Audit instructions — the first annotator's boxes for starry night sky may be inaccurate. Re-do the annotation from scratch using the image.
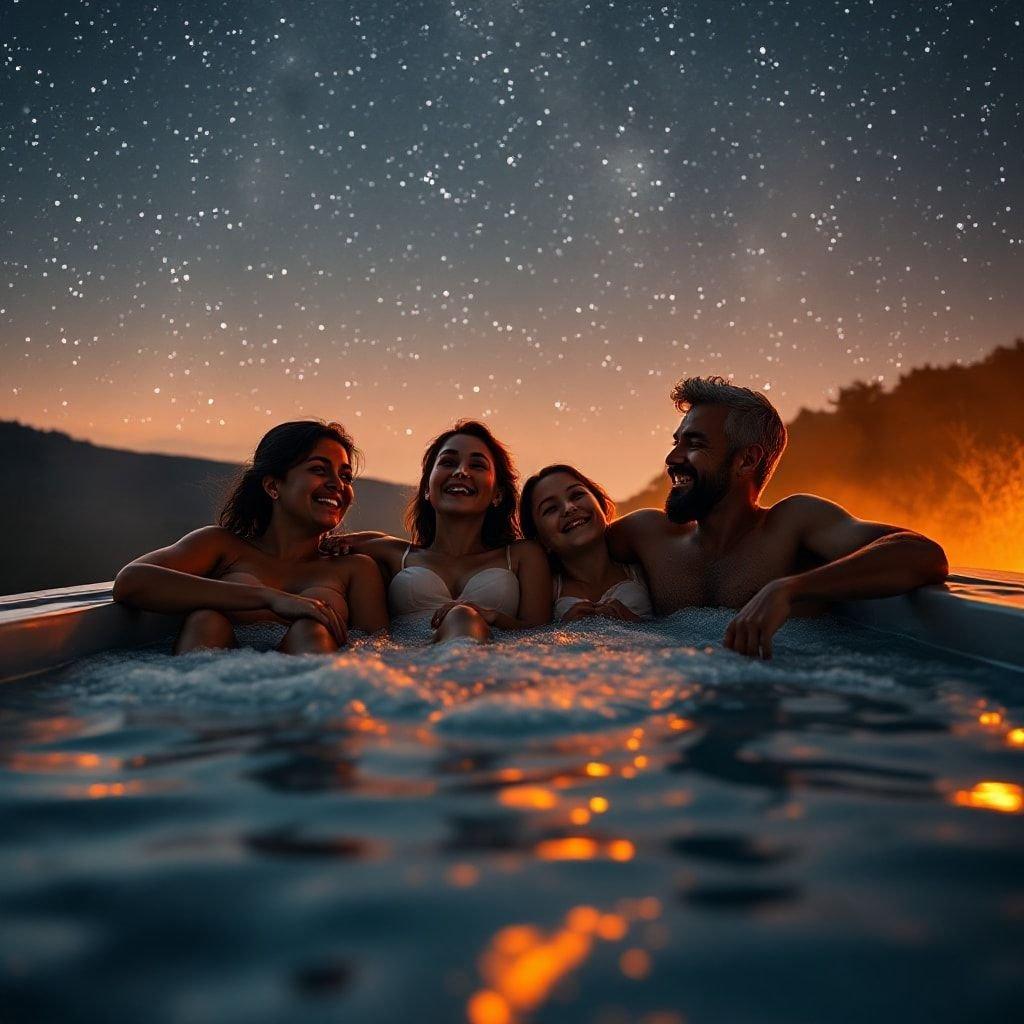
[2,0,1021,496]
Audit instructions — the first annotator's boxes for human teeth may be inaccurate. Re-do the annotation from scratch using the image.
[315,497,340,507]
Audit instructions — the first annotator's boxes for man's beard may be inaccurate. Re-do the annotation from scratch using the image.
[664,461,733,523]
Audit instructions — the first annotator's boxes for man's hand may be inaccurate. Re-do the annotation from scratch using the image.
[724,578,794,659]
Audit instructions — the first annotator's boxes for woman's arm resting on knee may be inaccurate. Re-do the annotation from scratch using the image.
[113,527,272,614]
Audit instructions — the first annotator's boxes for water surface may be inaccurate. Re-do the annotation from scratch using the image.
[2,610,1022,1023]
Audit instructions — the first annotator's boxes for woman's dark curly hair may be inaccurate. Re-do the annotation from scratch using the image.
[405,420,520,548]
[219,420,359,539]
[520,463,615,569]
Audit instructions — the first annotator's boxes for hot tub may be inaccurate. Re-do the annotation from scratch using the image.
[2,570,1022,682]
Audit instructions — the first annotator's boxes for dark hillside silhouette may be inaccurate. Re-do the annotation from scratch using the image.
[618,340,1024,571]
[0,423,411,595]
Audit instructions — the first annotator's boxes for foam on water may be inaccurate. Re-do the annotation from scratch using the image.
[49,610,985,737]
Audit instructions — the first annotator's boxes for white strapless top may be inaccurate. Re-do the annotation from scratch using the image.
[388,544,520,619]
[553,564,653,620]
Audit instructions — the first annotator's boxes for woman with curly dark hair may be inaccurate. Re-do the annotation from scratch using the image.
[337,420,550,642]
[113,420,388,654]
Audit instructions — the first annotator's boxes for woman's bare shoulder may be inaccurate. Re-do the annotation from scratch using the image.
[509,538,547,565]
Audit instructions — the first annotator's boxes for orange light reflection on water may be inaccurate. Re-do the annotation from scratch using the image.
[466,897,665,1024]
[534,837,636,862]
[498,786,559,811]
[951,781,1024,814]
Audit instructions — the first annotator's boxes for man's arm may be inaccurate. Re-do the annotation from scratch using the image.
[725,495,947,659]
[789,495,948,600]
[606,508,665,564]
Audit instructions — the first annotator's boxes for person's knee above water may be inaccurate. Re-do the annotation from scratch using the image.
[607,375,948,659]
[337,420,551,643]
[521,464,652,623]
[112,420,388,655]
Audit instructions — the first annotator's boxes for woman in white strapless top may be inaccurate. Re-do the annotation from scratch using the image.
[337,420,551,642]
[521,464,653,623]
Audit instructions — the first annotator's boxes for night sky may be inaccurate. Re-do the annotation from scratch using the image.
[2,0,1021,496]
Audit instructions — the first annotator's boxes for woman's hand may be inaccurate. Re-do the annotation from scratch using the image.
[560,600,599,622]
[430,601,498,630]
[264,589,348,646]
[317,534,352,557]
[593,599,642,622]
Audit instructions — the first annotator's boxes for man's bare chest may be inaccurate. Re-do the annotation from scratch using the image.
[641,534,798,612]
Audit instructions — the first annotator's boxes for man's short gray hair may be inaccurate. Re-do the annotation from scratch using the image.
[670,375,787,491]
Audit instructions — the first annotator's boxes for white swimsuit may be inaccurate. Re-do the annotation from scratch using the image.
[553,564,653,621]
[388,544,520,621]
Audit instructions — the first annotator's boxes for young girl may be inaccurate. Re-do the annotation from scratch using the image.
[520,464,653,622]
[340,420,551,642]
[113,420,388,654]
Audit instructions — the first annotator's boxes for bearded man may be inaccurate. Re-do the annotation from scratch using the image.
[607,376,948,658]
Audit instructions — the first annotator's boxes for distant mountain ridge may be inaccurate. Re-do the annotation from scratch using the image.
[0,422,411,595]
[617,339,1024,571]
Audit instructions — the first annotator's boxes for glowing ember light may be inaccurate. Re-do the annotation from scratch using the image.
[565,906,600,933]
[498,785,559,810]
[619,947,652,979]
[467,988,512,1024]
[535,837,599,861]
[596,913,628,941]
[85,781,144,799]
[608,839,636,862]
[669,716,694,731]
[637,897,662,919]
[952,781,1024,814]
[978,711,1003,726]
[447,863,480,887]
[496,768,525,782]
[569,808,591,825]
[585,761,612,777]
[1006,728,1024,747]
[588,796,609,813]
[469,901,662,1022]
[633,755,649,769]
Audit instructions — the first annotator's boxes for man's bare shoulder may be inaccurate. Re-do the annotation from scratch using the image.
[764,493,851,528]
[609,508,686,537]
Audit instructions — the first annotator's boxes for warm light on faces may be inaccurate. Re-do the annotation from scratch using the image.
[266,438,354,532]
[664,406,738,523]
[428,433,499,513]
[531,473,608,555]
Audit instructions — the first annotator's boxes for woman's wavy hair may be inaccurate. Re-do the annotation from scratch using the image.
[520,464,616,570]
[406,420,520,548]
[219,420,359,539]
